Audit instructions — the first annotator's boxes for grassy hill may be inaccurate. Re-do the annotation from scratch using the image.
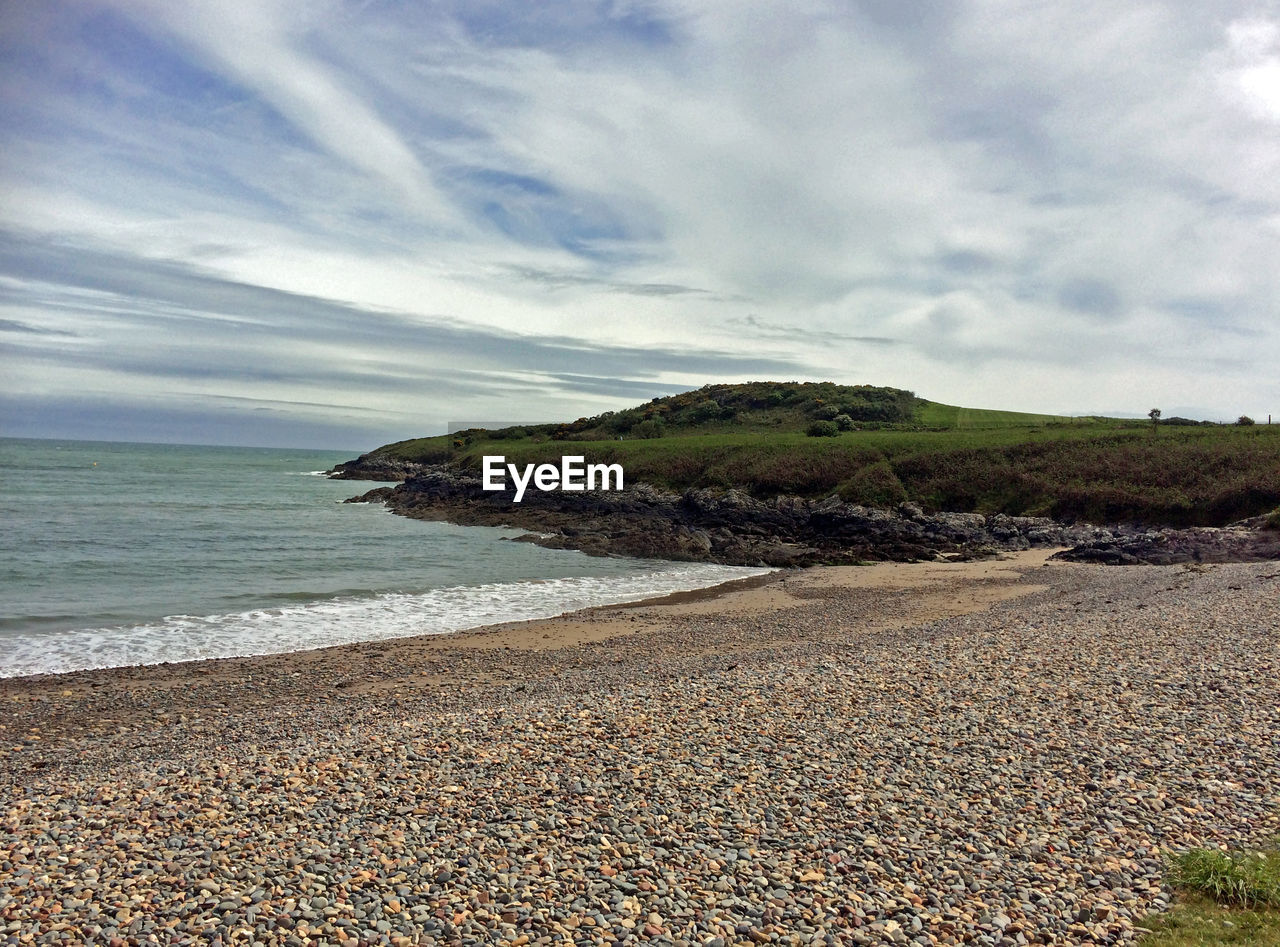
[360,382,1280,527]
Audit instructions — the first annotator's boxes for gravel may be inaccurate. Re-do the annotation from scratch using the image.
[2,559,1278,945]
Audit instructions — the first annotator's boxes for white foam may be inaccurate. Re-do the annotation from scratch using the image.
[0,564,772,678]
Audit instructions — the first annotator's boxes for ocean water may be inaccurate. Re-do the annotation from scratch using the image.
[0,438,769,678]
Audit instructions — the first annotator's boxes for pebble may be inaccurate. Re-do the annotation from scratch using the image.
[1,560,1278,945]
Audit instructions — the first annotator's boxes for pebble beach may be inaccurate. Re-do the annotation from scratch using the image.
[3,551,1278,946]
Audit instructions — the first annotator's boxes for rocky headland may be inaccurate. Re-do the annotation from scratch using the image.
[332,461,1280,567]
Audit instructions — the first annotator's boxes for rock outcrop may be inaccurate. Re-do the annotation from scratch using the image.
[1048,515,1280,565]
[337,464,1252,566]
[327,454,428,481]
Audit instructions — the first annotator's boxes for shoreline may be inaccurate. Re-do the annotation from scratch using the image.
[0,557,773,685]
[1,551,1063,780]
[4,551,1278,944]
[0,550,1053,696]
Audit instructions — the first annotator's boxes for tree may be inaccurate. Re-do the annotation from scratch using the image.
[1237,415,1256,426]
[1148,408,1161,429]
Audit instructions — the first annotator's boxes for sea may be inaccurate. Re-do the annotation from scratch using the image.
[0,438,769,679]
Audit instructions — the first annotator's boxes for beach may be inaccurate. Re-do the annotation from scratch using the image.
[3,550,1278,944]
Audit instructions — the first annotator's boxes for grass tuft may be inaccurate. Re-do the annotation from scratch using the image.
[1165,848,1280,909]
[1139,844,1280,945]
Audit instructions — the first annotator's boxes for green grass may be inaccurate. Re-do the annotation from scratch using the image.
[1139,896,1280,946]
[1139,844,1280,945]
[352,383,1280,528]
[1166,848,1280,909]
[434,424,1280,526]
[915,400,1120,429]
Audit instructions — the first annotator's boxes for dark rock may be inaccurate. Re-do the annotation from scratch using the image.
[1052,524,1280,565]
[336,463,1197,566]
[327,454,428,481]
[334,461,1279,566]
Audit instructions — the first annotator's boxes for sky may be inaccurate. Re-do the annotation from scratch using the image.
[2,0,1279,449]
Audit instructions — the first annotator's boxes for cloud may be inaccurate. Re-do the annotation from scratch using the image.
[114,0,457,222]
[1,0,1278,443]
[0,317,78,338]
[725,315,898,347]
[501,264,707,297]
[0,230,799,444]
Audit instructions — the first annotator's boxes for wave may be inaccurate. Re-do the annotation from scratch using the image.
[0,564,771,678]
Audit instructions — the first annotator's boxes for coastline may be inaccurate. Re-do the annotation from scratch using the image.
[4,550,1279,943]
[0,550,1052,703]
[340,463,1280,567]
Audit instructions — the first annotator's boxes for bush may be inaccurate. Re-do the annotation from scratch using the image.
[1265,507,1280,530]
[812,404,840,420]
[806,420,840,437]
[1238,415,1256,426]
[634,418,665,439]
[834,414,855,431]
[689,399,721,423]
[837,461,908,507]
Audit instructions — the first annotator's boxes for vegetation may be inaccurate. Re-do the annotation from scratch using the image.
[1139,842,1280,946]
[1165,847,1280,909]
[364,382,1280,527]
[1139,896,1280,946]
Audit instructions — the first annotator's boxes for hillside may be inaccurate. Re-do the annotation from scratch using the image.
[345,382,1280,528]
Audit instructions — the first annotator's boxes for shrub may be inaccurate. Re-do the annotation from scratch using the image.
[486,426,528,440]
[689,399,721,423]
[806,420,840,437]
[1265,507,1280,530]
[634,418,665,439]
[1238,415,1256,426]
[834,414,855,431]
[837,461,908,507]
[812,404,841,421]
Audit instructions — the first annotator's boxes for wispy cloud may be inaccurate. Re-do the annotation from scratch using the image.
[0,230,798,444]
[1,0,1278,444]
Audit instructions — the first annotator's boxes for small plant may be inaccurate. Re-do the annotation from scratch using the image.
[1264,507,1280,530]
[1165,847,1280,909]
[633,418,665,439]
[806,420,840,437]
